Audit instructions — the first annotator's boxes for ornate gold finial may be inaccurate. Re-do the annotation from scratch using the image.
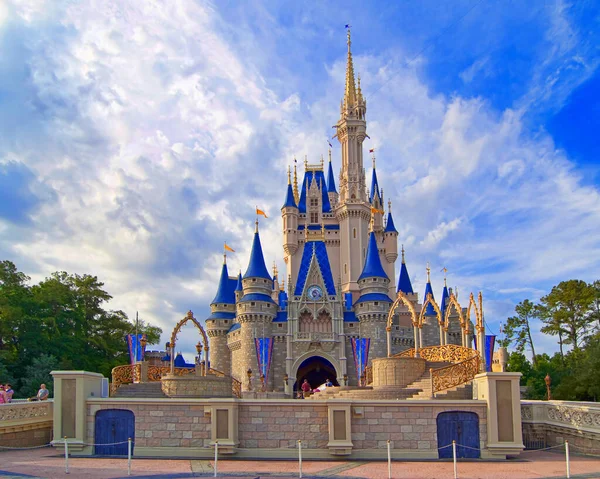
[371,148,376,168]
[304,155,308,168]
[401,244,405,263]
[293,158,299,203]
[426,262,431,283]
[272,261,278,277]
[320,154,324,168]
[281,278,285,291]
[287,165,291,185]
[344,25,357,110]
[388,199,392,213]
[223,253,227,264]
[255,219,259,233]
[328,148,332,163]
[442,267,448,286]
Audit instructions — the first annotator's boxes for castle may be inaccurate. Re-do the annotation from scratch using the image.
[204,30,469,395]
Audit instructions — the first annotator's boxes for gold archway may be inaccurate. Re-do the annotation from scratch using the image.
[385,291,418,357]
[169,311,210,375]
[443,294,466,346]
[418,293,442,327]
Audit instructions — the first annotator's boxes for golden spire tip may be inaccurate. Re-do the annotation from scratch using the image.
[401,244,405,263]
[426,262,431,283]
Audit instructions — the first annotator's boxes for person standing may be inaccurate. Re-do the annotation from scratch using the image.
[0,385,6,404]
[4,384,14,403]
[301,379,312,398]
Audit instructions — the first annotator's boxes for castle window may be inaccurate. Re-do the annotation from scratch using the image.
[310,212,318,223]
[310,198,318,207]
[374,302,379,306]
[344,264,347,275]
[278,323,283,328]
[251,302,256,306]
[353,228,356,239]
[349,323,354,328]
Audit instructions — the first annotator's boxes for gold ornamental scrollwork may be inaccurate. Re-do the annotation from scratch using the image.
[387,291,418,329]
[431,354,480,393]
[418,293,442,327]
[444,293,465,332]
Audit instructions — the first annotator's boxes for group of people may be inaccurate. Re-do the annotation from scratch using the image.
[0,383,14,403]
[297,378,334,398]
[0,383,49,403]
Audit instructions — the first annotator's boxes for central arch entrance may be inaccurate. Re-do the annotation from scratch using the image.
[295,356,339,391]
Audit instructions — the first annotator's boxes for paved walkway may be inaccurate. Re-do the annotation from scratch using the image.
[0,448,599,478]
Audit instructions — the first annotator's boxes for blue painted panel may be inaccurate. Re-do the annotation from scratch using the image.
[95,409,135,456]
[436,411,480,459]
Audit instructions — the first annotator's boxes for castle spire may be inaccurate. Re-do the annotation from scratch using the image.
[397,245,414,294]
[358,231,389,281]
[243,221,271,280]
[293,158,299,204]
[211,260,235,305]
[327,150,337,194]
[344,27,358,110]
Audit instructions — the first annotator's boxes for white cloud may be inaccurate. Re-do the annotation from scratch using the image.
[1,0,599,362]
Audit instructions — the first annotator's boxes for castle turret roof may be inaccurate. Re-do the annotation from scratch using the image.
[235,272,243,292]
[440,283,449,323]
[327,157,337,194]
[370,165,381,204]
[358,231,389,281]
[211,259,236,305]
[397,248,414,294]
[243,224,271,281]
[385,211,398,233]
[423,279,436,316]
[282,182,297,209]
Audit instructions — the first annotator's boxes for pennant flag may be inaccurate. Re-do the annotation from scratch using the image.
[224,243,235,252]
[256,208,268,218]
[369,148,375,153]
[127,334,146,364]
[351,338,370,386]
[345,24,351,29]
[255,337,275,385]
[328,140,333,148]
[370,206,384,214]
[485,335,496,372]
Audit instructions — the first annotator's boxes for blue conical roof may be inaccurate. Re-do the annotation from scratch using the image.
[397,261,413,294]
[385,211,398,233]
[235,272,243,292]
[370,167,381,203]
[440,284,449,322]
[423,280,436,315]
[358,232,389,281]
[211,261,236,305]
[282,183,297,208]
[327,160,337,194]
[243,229,272,280]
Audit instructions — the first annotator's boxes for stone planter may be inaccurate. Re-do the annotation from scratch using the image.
[371,357,426,387]
[161,374,232,398]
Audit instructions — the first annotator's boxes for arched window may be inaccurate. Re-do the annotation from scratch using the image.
[353,228,356,239]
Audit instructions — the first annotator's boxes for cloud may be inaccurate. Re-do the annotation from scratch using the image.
[1,0,599,362]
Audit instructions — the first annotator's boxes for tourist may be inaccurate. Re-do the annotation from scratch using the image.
[301,379,311,398]
[0,385,6,404]
[30,384,49,401]
[325,378,333,387]
[4,383,14,402]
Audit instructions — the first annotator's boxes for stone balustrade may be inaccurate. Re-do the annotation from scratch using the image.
[0,401,54,447]
[521,400,600,452]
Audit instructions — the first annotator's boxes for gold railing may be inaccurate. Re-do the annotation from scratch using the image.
[431,354,480,394]
[110,364,141,395]
[112,364,242,398]
[394,344,480,394]
[396,344,477,363]
[364,366,373,386]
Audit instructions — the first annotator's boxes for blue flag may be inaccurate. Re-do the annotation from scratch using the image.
[485,335,496,372]
[127,334,146,364]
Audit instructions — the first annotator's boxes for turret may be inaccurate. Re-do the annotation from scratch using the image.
[354,230,392,365]
[383,199,398,296]
[237,221,276,391]
[420,264,439,347]
[397,246,414,295]
[369,154,384,234]
[327,149,338,207]
[235,271,243,302]
[205,254,237,374]
[282,166,299,257]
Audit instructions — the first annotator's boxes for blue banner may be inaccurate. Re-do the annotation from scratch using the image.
[255,337,274,384]
[127,334,146,364]
[485,335,496,372]
[351,338,370,386]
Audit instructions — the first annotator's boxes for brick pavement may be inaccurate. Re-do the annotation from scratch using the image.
[0,447,599,478]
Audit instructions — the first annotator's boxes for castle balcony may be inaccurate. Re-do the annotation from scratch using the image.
[294,331,336,342]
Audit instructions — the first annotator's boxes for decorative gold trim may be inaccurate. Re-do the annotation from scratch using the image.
[386,291,418,329]
[444,293,465,332]
[418,293,442,327]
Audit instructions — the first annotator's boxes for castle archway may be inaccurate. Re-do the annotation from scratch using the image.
[291,351,341,393]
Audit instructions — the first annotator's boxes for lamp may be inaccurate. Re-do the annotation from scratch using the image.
[140,335,147,350]
[283,373,289,386]
[343,374,348,386]
[247,368,253,391]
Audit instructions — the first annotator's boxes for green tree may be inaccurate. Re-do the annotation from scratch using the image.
[20,354,59,398]
[539,280,596,351]
[502,299,539,366]
[589,280,600,332]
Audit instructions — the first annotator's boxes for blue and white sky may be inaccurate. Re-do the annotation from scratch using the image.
[1,0,599,361]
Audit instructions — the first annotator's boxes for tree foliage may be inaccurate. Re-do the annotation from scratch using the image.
[502,278,600,401]
[0,261,162,398]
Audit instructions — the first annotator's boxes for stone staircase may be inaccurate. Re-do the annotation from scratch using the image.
[112,382,167,398]
[307,361,473,401]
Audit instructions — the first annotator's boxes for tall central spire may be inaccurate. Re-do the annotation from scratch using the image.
[344,28,357,109]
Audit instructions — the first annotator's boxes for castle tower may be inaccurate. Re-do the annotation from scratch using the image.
[282,166,299,260]
[383,200,398,296]
[237,222,276,391]
[205,255,237,375]
[355,228,392,364]
[335,29,371,296]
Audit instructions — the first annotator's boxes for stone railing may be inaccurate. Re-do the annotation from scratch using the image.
[521,400,600,452]
[0,401,53,430]
[295,332,335,342]
[396,344,477,363]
